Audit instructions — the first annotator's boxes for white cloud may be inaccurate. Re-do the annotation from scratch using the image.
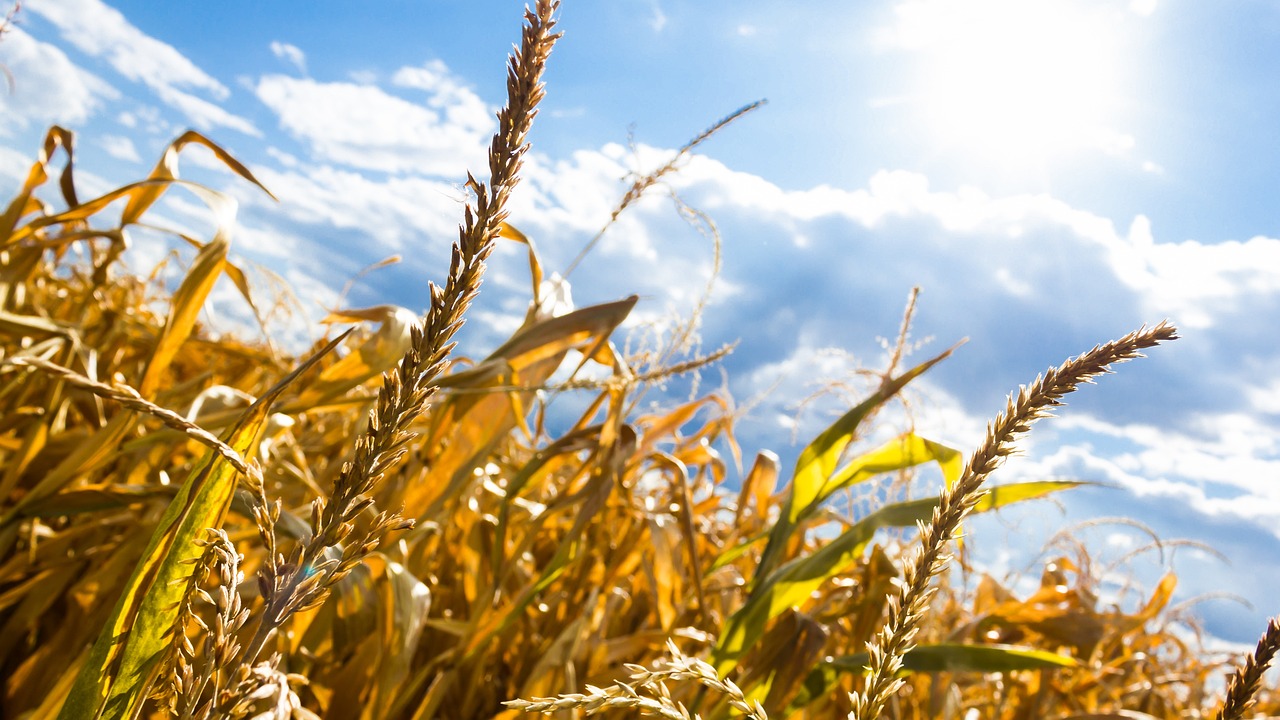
[1052,414,1280,495]
[269,41,307,74]
[28,0,226,97]
[0,145,30,188]
[391,60,490,124]
[1112,216,1280,329]
[1247,379,1280,413]
[100,134,140,163]
[669,158,1280,332]
[27,0,257,135]
[648,2,668,32]
[155,85,261,137]
[246,163,465,252]
[254,73,492,176]
[1022,442,1280,536]
[509,144,631,233]
[265,147,301,169]
[117,106,167,135]
[0,28,118,131]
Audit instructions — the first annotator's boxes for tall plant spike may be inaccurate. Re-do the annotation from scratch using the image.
[240,0,562,666]
[1216,617,1280,720]
[847,321,1178,720]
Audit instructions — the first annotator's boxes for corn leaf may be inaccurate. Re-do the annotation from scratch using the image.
[827,642,1079,674]
[787,347,958,523]
[55,335,343,720]
[820,434,963,503]
[714,478,1082,674]
[366,555,433,720]
[0,126,76,243]
[402,297,636,519]
[753,344,958,586]
[714,498,937,673]
[793,643,1078,711]
[138,184,236,397]
[973,479,1086,512]
[121,130,275,226]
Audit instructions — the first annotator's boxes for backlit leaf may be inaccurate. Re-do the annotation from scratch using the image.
[56,335,343,720]
[714,479,1082,674]
[753,345,958,586]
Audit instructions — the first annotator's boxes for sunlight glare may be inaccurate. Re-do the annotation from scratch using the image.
[897,0,1126,167]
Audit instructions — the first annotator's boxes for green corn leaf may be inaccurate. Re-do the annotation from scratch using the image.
[709,529,770,572]
[827,642,1079,674]
[793,643,1078,710]
[787,350,957,524]
[714,497,937,673]
[820,433,963,503]
[753,344,958,587]
[714,478,1082,675]
[973,479,1085,511]
[56,334,344,720]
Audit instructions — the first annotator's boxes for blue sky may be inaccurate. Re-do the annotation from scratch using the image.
[3,0,1279,646]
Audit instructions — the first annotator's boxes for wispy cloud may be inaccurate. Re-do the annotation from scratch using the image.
[0,28,118,132]
[99,134,140,162]
[26,0,257,135]
[270,40,307,74]
[646,0,668,32]
[244,162,465,252]
[155,85,261,137]
[0,145,31,187]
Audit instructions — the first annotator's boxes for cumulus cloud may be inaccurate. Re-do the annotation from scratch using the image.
[0,28,118,131]
[1042,415,1280,521]
[26,0,257,135]
[391,60,489,121]
[254,71,493,176]
[666,158,1280,339]
[28,0,225,97]
[244,162,465,253]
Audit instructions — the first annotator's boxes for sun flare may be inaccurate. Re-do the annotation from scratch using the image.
[894,0,1129,167]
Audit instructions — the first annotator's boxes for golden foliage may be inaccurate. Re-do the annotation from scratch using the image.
[0,3,1275,719]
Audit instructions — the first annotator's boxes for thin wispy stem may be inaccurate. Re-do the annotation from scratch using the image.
[2,355,258,482]
[563,100,765,278]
